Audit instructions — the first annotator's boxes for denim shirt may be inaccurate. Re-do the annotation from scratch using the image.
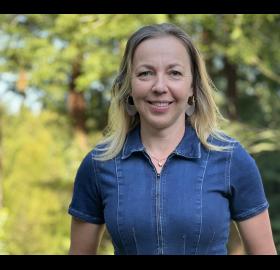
[68,124,269,255]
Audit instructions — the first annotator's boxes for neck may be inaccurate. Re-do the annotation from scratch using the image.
[140,120,186,158]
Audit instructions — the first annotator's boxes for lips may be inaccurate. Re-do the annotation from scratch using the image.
[146,100,174,113]
[147,101,174,107]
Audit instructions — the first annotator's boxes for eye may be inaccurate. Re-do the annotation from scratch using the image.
[169,70,182,77]
[137,71,153,78]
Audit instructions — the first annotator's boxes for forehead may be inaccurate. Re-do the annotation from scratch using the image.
[132,36,190,67]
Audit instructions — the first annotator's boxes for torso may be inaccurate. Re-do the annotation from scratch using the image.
[98,145,232,255]
[71,124,268,254]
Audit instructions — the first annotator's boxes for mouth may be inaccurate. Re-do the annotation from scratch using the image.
[146,100,174,113]
[147,100,174,107]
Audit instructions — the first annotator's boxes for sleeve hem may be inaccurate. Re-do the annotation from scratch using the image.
[68,207,105,224]
[232,202,269,222]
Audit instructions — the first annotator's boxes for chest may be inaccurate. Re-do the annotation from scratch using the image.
[97,153,231,254]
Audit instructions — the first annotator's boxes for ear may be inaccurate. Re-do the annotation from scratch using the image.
[189,86,194,97]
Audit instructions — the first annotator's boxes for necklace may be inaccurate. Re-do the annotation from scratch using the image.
[148,152,168,167]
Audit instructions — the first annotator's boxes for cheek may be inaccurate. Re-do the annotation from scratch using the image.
[130,90,145,110]
[182,81,193,97]
[131,81,150,99]
[172,85,192,101]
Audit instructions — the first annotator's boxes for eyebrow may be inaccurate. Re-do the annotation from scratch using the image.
[135,63,184,70]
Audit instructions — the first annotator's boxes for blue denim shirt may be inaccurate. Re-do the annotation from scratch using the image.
[68,124,269,255]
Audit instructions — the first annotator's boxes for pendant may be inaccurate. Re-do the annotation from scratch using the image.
[158,162,163,167]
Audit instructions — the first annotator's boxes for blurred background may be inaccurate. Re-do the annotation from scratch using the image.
[0,14,279,255]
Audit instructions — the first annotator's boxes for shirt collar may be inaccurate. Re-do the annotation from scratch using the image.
[121,123,201,160]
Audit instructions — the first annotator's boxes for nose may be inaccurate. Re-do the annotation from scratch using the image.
[151,74,167,94]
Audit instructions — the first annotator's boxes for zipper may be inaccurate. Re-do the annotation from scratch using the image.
[155,172,163,254]
[144,151,174,255]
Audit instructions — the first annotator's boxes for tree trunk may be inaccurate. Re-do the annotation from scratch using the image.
[224,58,238,120]
[67,59,88,150]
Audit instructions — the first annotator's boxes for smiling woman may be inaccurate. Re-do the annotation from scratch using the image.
[68,23,277,255]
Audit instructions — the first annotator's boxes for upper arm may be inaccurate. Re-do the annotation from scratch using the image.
[69,217,106,255]
[68,152,105,225]
[229,142,269,221]
[237,209,277,255]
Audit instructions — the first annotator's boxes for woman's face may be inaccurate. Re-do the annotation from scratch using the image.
[131,35,193,130]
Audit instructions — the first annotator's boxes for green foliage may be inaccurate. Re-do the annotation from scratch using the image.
[1,107,103,254]
[0,208,9,254]
[2,108,68,253]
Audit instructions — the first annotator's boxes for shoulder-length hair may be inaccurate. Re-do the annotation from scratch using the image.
[94,23,232,161]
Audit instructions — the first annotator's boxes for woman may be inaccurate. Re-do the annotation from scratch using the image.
[68,23,277,255]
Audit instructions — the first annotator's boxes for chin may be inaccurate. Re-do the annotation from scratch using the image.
[146,118,175,130]
[140,112,185,130]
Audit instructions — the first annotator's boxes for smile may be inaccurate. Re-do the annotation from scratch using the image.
[146,100,174,113]
[147,101,173,107]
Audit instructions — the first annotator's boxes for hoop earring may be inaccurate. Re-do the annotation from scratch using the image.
[125,96,137,116]
[186,95,195,117]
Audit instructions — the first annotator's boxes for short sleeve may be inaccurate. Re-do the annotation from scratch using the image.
[229,142,269,222]
[68,152,105,224]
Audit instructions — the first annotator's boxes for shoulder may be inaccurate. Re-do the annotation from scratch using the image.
[230,141,257,171]
[213,135,262,181]
[207,130,238,149]
[87,142,109,159]
[76,150,95,175]
[208,131,254,165]
[86,143,117,166]
[77,145,106,171]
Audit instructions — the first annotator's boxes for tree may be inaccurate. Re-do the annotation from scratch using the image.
[0,14,169,149]
[169,14,280,124]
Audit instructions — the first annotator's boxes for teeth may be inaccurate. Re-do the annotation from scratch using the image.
[150,102,171,107]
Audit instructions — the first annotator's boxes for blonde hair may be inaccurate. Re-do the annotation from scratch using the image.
[94,23,232,161]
